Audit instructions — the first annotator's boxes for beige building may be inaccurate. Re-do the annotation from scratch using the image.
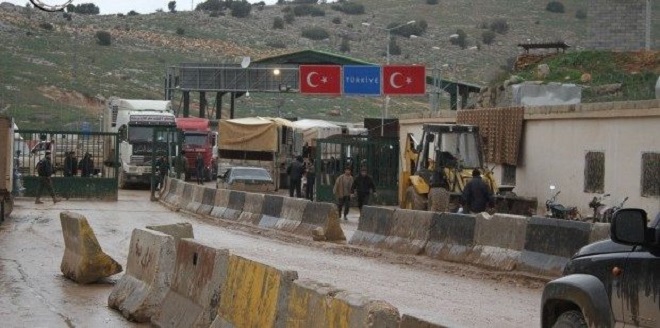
[399,100,660,217]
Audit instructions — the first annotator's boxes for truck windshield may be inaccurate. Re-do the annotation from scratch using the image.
[437,132,481,168]
[128,126,155,142]
[184,134,207,146]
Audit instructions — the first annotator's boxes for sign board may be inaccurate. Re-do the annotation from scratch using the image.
[343,66,381,96]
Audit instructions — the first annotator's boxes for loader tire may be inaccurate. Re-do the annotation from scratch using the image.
[405,186,427,211]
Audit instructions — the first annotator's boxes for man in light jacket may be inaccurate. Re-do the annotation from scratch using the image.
[333,167,354,220]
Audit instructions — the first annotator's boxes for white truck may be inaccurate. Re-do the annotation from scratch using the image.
[103,97,177,188]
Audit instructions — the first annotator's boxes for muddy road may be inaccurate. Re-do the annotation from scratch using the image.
[0,190,543,328]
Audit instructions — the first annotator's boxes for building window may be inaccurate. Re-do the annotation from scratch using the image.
[501,164,516,186]
[584,151,604,193]
[641,152,660,197]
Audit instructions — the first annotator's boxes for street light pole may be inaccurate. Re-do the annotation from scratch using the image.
[363,20,415,136]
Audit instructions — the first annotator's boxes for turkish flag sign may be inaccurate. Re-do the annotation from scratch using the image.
[299,65,342,95]
[382,65,426,95]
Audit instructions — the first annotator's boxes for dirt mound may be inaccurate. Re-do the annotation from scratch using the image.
[38,85,103,114]
[615,51,660,74]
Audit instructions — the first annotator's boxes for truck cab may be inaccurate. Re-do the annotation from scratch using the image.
[176,117,216,181]
[541,209,660,328]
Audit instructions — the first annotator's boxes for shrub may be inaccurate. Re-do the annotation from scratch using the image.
[489,18,509,34]
[39,22,54,30]
[273,17,285,29]
[575,9,587,19]
[176,27,185,35]
[347,23,353,28]
[196,0,225,11]
[301,26,329,40]
[95,30,112,46]
[339,37,350,52]
[477,21,488,29]
[209,11,223,17]
[66,4,75,12]
[282,6,292,12]
[293,0,318,3]
[267,40,287,48]
[284,12,295,24]
[450,29,467,49]
[426,0,438,4]
[388,38,401,55]
[127,10,139,16]
[330,2,365,15]
[277,0,286,4]
[332,17,341,24]
[69,3,100,15]
[230,0,252,18]
[482,30,496,45]
[293,4,324,17]
[116,13,125,18]
[546,1,565,13]
[168,1,176,12]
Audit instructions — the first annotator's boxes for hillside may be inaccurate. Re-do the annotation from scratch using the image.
[0,0,657,130]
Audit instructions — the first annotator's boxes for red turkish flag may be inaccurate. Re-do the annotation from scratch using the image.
[299,65,342,95]
[382,65,426,95]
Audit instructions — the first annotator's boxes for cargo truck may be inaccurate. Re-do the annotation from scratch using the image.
[176,117,217,181]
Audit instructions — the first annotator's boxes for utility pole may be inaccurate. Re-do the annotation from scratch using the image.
[646,0,651,50]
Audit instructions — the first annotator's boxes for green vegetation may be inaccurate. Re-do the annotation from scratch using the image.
[482,30,496,45]
[301,26,329,40]
[340,37,350,53]
[95,31,112,46]
[273,17,285,29]
[330,2,365,15]
[230,0,252,18]
[450,29,467,49]
[176,27,185,35]
[293,4,325,16]
[426,0,439,4]
[490,19,509,34]
[66,3,100,15]
[168,1,177,13]
[575,9,586,19]
[546,1,565,13]
[388,20,428,37]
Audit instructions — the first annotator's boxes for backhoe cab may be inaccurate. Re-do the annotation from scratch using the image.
[402,124,532,215]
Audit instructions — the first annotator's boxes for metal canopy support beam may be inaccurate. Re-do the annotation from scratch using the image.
[183,91,190,118]
[216,92,224,120]
[199,91,206,118]
[230,92,236,119]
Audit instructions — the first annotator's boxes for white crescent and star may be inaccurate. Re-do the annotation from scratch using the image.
[306,72,319,88]
[389,72,404,89]
[306,72,330,88]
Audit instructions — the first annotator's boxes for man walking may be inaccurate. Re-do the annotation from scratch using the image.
[79,152,94,177]
[156,155,169,190]
[195,153,204,185]
[305,159,316,201]
[287,156,305,198]
[462,169,493,214]
[35,151,60,204]
[351,167,376,214]
[333,167,354,220]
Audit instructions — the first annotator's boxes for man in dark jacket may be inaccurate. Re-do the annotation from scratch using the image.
[305,159,316,201]
[156,156,169,190]
[79,153,94,177]
[195,153,204,185]
[35,151,60,204]
[351,167,376,213]
[287,156,305,198]
[462,169,493,213]
[63,151,77,177]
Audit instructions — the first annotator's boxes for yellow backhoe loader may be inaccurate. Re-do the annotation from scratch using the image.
[400,124,537,215]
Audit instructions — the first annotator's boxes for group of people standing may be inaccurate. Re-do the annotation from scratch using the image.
[286,155,316,201]
[63,151,95,177]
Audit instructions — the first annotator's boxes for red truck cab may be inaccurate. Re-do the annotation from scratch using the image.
[175,118,216,181]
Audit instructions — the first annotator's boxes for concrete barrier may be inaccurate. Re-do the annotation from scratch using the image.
[163,179,182,206]
[108,228,176,322]
[237,192,264,224]
[222,190,246,221]
[349,206,395,248]
[472,213,529,271]
[184,184,205,213]
[590,222,610,243]
[146,222,194,240]
[519,217,592,276]
[296,201,346,241]
[424,213,477,263]
[210,254,298,328]
[258,194,285,229]
[152,239,230,328]
[59,211,123,284]
[159,176,172,199]
[285,279,400,328]
[399,314,451,328]
[197,187,217,216]
[382,209,433,255]
[275,197,310,233]
[210,188,231,219]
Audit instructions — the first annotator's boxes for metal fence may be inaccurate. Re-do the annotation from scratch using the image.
[15,130,119,200]
[315,135,399,206]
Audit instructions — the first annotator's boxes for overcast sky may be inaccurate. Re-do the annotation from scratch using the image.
[5,0,308,15]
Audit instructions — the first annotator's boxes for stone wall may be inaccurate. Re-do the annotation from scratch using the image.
[587,0,650,51]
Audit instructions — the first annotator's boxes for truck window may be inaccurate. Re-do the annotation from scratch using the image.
[184,134,207,146]
[128,126,155,142]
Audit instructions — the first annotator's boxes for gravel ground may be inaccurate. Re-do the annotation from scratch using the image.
[0,189,543,328]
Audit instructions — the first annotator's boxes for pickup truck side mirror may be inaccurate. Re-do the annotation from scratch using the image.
[611,208,651,246]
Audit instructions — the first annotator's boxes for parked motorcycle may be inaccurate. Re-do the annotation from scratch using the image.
[587,193,628,223]
[545,186,581,220]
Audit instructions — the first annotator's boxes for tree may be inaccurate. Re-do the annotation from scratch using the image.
[301,26,329,40]
[482,30,496,45]
[273,17,285,29]
[127,10,139,16]
[71,3,100,15]
[176,27,185,35]
[546,1,565,13]
[230,0,251,18]
[450,29,468,49]
[168,1,176,13]
[426,0,439,4]
[284,12,295,24]
[339,37,350,53]
[66,4,75,12]
[95,31,112,46]
[489,19,509,34]
[575,9,587,19]
[388,38,401,55]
